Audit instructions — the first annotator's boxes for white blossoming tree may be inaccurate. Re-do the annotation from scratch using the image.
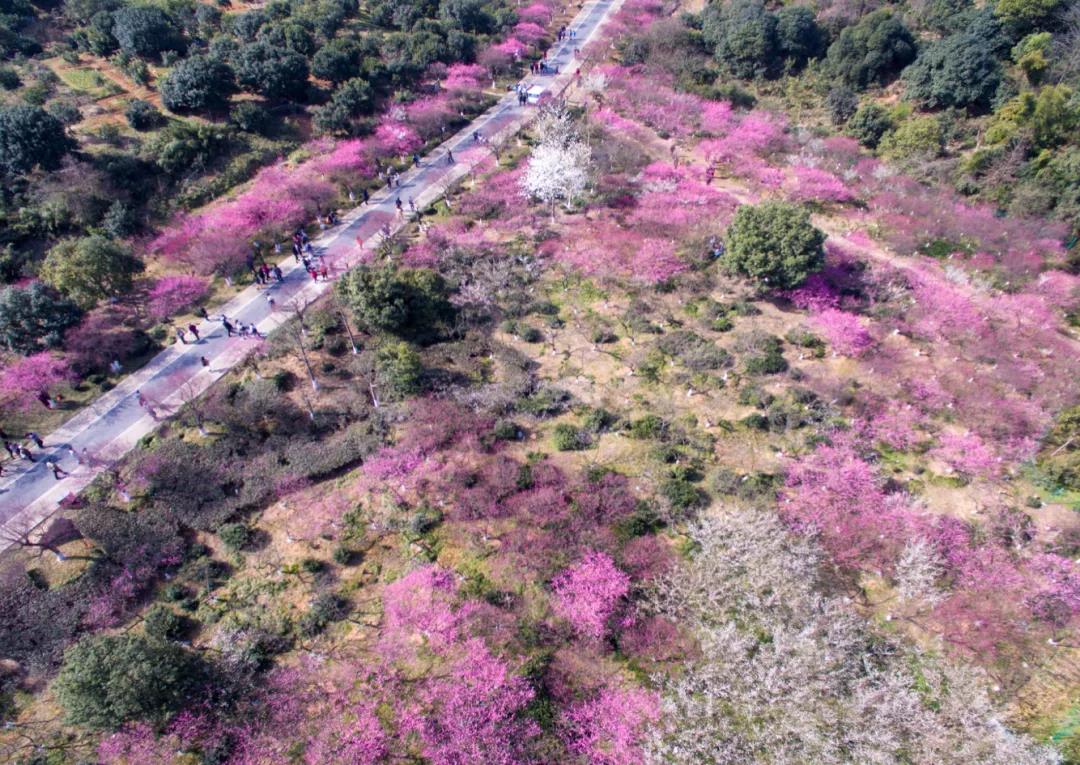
[522,104,590,219]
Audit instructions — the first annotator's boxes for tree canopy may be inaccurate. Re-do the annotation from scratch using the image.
[53,633,207,731]
[233,41,311,100]
[902,32,1002,110]
[160,54,236,112]
[111,5,183,59]
[826,10,917,89]
[336,266,455,344]
[723,201,826,290]
[40,235,145,309]
[0,104,70,177]
[0,282,83,354]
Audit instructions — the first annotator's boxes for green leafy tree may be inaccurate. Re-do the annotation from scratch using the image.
[826,87,858,125]
[775,5,822,67]
[111,5,182,59]
[1030,84,1080,149]
[0,104,70,176]
[723,202,825,290]
[439,0,494,34]
[41,235,144,309]
[826,10,917,89]
[879,114,944,160]
[313,77,375,135]
[160,55,235,113]
[902,33,1002,110]
[375,340,424,398]
[53,634,206,731]
[701,0,779,79]
[123,98,162,129]
[233,41,310,100]
[1012,32,1052,85]
[312,38,362,83]
[229,101,271,133]
[336,266,455,344]
[994,0,1063,32]
[846,102,894,148]
[102,200,137,237]
[0,282,82,354]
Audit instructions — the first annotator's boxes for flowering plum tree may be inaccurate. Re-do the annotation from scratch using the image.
[146,276,209,321]
[551,551,631,641]
[0,352,73,410]
[561,686,659,765]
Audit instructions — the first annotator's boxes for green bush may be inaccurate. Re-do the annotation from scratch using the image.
[826,86,858,125]
[336,265,455,344]
[53,634,205,730]
[846,102,894,149]
[143,605,185,641]
[0,104,71,176]
[0,281,82,354]
[723,202,826,290]
[298,592,348,636]
[628,414,668,440]
[124,98,162,129]
[552,423,589,451]
[218,522,252,551]
[901,32,1001,111]
[493,419,522,441]
[375,341,425,399]
[661,475,706,510]
[879,115,944,160]
[229,101,270,133]
[40,235,144,309]
[160,55,235,112]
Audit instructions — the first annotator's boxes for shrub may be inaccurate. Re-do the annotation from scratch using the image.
[0,67,20,90]
[298,592,348,636]
[582,407,617,433]
[826,87,858,125]
[124,98,161,130]
[233,41,310,100]
[143,605,185,641]
[723,202,826,290]
[218,522,252,551]
[701,0,780,79]
[846,102,893,148]
[53,634,205,730]
[552,423,589,451]
[493,419,522,441]
[628,414,668,440]
[661,475,705,510]
[879,115,943,160]
[375,341,424,399]
[229,101,270,133]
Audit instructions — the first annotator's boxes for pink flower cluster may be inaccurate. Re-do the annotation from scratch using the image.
[146,275,209,321]
[551,551,631,640]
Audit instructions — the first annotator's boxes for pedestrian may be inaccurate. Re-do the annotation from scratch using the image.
[66,444,79,464]
[136,390,148,408]
[292,242,301,261]
[201,356,210,368]
[319,264,329,281]
[395,197,402,212]
[109,359,122,375]
[447,150,455,164]
[37,391,53,409]
[273,265,283,282]
[238,322,250,338]
[50,461,68,480]
[250,324,262,339]
[26,431,44,448]
[386,175,393,190]
[474,130,481,142]
[412,153,420,167]
[266,293,276,310]
[223,319,235,337]
[362,188,369,204]
[188,324,200,342]
[408,197,416,213]
[177,328,188,344]
[198,306,210,320]
[309,267,318,282]
[305,241,314,254]
[3,441,15,458]
[19,445,33,461]
[255,270,265,286]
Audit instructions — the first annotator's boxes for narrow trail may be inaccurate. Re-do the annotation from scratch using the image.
[0,0,625,548]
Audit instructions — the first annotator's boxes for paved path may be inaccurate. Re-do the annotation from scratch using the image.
[0,0,624,548]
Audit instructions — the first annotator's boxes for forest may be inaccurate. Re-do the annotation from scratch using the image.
[1,0,1079,763]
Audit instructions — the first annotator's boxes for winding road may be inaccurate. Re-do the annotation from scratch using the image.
[0,0,624,548]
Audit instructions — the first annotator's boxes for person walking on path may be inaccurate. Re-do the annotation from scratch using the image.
[362,188,369,204]
[37,391,54,410]
[266,293,276,310]
[19,445,34,462]
[319,264,329,281]
[188,324,200,342]
[50,461,68,481]
[201,356,210,368]
[26,432,44,449]
[177,328,188,344]
[136,390,148,409]
[447,150,454,164]
[273,265,283,282]
[198,306,210,320]
[222,318,236,337]
[4,441,16,458]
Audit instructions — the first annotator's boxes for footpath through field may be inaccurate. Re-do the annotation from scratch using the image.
[0,0,624,548]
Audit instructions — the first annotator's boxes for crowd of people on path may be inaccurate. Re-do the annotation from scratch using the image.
[1,428,82,481]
